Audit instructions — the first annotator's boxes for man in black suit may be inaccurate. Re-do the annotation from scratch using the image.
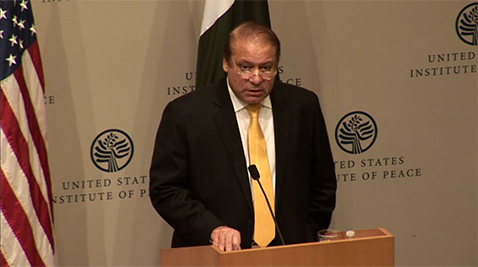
[149,21,336,252]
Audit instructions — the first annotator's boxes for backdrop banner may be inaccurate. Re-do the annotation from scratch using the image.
[33,1,477,266]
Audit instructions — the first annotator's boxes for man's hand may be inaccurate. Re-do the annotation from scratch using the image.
[210,226,241,251]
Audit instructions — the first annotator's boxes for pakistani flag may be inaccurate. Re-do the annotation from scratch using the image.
[196,0,271,88]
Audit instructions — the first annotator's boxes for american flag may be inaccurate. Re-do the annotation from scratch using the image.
[0,0,56,266]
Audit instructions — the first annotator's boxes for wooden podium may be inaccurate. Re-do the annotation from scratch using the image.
[160,228,394,266]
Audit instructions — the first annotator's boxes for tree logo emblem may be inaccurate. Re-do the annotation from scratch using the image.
[335,111,378,154]
[456,2,478,46]
[90,129,134,172]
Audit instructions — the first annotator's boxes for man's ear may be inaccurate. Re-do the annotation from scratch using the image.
[222,58,229,73]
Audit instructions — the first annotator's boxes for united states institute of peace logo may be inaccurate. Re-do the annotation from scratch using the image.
[335,111,378,155]
[456,2,478,46]
[90,129,134,172]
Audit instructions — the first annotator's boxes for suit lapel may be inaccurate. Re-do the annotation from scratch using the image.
[270,84,289,209]
[212,80,254,213]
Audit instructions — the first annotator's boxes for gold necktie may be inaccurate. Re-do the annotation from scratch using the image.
[246,104,275,248]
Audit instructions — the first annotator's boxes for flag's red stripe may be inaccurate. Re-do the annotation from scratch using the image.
[12,66,54,247]
[26,42,55,223]
[0,249,11,267]
[0,88,54,248]
[14,65,52,195]
[0,168,46,267]
[28,41,46,92]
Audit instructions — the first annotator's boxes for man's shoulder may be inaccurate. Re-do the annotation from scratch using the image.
[273,82,319,102]
[169,79,225,106]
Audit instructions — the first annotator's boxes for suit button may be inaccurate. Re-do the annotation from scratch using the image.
[247,219,253,225]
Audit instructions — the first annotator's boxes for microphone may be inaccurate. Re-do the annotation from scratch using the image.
[248,165,285,246]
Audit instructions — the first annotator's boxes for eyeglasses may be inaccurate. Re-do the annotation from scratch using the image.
[231,57,277,81]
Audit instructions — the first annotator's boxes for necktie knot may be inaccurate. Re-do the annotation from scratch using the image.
[246,104,261,119]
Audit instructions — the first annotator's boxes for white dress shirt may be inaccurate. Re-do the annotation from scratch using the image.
[227,78,276,195]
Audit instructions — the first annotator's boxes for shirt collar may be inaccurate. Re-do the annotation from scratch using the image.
[226,77,272,113]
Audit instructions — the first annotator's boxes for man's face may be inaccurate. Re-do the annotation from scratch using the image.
[223,39,277,105]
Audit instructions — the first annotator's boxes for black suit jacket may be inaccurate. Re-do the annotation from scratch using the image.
[149,78,336,249]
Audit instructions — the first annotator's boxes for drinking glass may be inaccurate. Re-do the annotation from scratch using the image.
[317,229,341,241]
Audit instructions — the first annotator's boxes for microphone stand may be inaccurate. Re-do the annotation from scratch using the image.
[248,165,285,246]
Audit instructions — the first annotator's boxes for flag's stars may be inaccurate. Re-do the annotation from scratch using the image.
[19,39,24,49]
[20,0,29,12]
[6,54,17,67]
[0,30,4,39]
[30,24,36,36]
[12,15,18,26]
[18,19,26,29]
[0,8,7,20]
[9,34,18,46]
